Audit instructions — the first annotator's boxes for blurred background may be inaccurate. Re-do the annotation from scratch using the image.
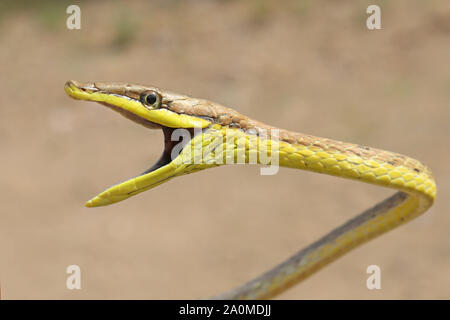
[0,0,449,299]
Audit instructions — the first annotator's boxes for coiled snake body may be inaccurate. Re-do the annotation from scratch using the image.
[65,80,436,299]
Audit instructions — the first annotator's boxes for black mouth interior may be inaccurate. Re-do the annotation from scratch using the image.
[141,127,185,174]
[141,126,197,176]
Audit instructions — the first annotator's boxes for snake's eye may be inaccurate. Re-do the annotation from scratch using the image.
[140,91,162,109]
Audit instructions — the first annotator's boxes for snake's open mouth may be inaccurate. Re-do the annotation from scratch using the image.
[140,126,196,175]
[64,80,206,207]
[97,100,195,175]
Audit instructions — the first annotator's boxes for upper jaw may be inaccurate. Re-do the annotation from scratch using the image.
[65,80,212,129]
[65,80,162,129]
[65,80,159,101]
[65,80,186,104]
[66,79,156,92]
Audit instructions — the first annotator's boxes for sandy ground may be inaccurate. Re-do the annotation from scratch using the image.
[0,0,449,299]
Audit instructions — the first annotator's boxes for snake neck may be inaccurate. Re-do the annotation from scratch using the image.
[175,125,435,204]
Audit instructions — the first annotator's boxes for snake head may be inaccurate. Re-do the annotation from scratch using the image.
[65,80,215,207]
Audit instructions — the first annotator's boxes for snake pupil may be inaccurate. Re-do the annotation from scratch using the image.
[146,93,157,105]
